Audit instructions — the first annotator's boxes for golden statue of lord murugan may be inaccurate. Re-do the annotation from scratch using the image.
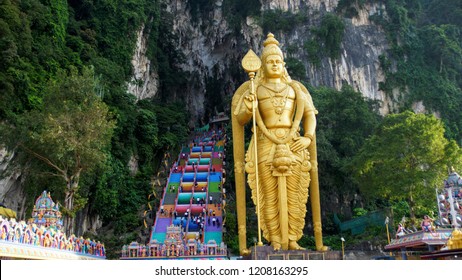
[232,33,326,254]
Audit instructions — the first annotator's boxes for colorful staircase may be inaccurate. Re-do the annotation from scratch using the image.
[121,130,228,259]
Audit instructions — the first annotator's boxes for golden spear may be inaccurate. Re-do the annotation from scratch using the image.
[241,50,263,246]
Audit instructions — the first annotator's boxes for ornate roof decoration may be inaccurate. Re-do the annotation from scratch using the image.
[29,191,63,229]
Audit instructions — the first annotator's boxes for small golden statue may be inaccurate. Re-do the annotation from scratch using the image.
[232,33,326,254]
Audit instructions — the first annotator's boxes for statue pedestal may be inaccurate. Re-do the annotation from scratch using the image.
[246,245,341,260]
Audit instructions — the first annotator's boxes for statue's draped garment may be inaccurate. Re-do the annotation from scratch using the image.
[233,79,317,245]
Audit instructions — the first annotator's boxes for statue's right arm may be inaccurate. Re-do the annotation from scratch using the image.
[232,82,253,126]
[236,90,253,125]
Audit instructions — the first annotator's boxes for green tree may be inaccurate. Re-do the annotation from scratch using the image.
[422,0,462,27]
[302,13,345,68]
[316,13,345,59]
[352,111,462,224]
[312,85,381,197]
[2,67,115,235]
[420,24,462,79]
[285,57,306,80]
[259,9,307,34]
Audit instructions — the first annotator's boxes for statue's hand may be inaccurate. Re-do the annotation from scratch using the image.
[244,93,257,112]
[290,136,311,152]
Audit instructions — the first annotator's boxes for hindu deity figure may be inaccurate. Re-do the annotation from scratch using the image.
[232,33,326,253]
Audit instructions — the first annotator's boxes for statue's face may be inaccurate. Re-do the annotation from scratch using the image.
[264,54,284,79]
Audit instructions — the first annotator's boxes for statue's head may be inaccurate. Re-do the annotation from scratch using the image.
[260,33,290,81]
[261,33,284,63]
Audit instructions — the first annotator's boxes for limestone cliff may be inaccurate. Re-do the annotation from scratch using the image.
[0,149,26,220]
[127,23,159,101]
[129,0,392,118]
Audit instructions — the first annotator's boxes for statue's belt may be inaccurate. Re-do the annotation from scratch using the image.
[252,128,303,165]
[257,127,297,140]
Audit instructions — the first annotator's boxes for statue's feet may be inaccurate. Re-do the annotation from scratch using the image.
[272,242,282,251]
[316,245,329,252]
[289,241,305,250]
[241,248,251,256]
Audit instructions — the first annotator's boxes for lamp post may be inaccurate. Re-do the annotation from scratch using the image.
[252,237,257,260]
[340,237,345,260]
[385,216,392,256]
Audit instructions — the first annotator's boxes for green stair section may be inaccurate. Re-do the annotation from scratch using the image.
[214,146,224,152]
[188,159,199,165]
[151,232,166,243]
[178,193,192,204]
[199,158,211,165]
[167,182,180,193]
[208,182,221,193]
[204,232,222,243]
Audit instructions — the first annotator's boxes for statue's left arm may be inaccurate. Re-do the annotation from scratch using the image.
[290,86,317,152]
[302,93,317,140]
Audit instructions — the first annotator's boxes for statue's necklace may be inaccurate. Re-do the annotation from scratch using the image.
[262,84,289,115]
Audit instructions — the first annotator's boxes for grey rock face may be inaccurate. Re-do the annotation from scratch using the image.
[130,1,391,119]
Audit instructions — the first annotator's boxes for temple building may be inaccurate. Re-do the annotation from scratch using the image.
[0,191,105,260]
[385,168,462,259]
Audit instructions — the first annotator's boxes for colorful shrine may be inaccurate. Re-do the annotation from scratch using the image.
[29,191,63,229]
[0,192,105,260]
[121,128,229,260]
[385,168,462,259]
[437,168,462,227]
